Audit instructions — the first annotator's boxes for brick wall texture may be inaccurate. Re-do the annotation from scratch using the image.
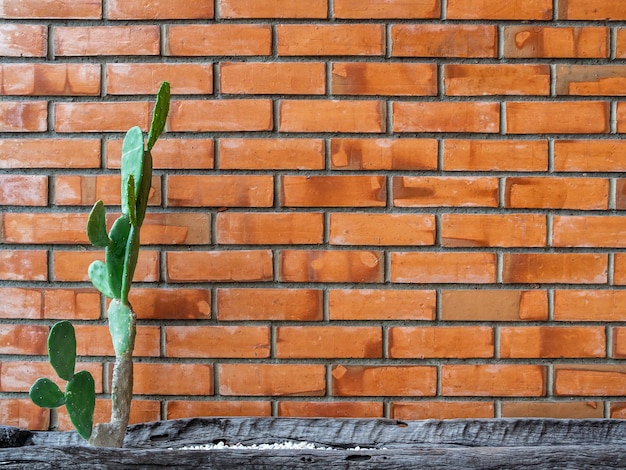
[2,0,626,430]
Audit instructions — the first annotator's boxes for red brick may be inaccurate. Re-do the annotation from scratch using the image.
[168,99,272,132]
[0,0,101,18]
[504,177,608,210]
[167,175,273,207]
[0,288,42,319]
[393,176,499,207]
[107,0,213,19]
[442,365,546,397]
[0,64,100,96]
[392,402,494,420]
[611,403,626,419]
[221,62,325,95]
[43,289,100,320]
[335,0,438,18]
[331,138,437,171]
[501,326,606,358]
[279,401,382,418]
[332,365,436,397]
[502,253,608,284]
[107,63,213,95]
[504,26,608,58]
[612,328,626,358]
[444,64,549,96]
[332,63,437,96]
[443,139,548,172]
[58,399,160,431]
[0,102,47,132]
[0,250,47,281]
[555,366,626,396]
[217,288,322,321]
[329,289,436,321]
[0,24,47,57]
[0,175,47,206]
[221,0,327,18]
[0,361,102,393]
[282,175,386,207]
[280,250,383,283]
[219,138,324,170]
[167,251,273,282]
[0,399,49,430]
[330,213,435,246]
[55,102,150,133]
[3,213,88,244]
[166,25,271,56]
[617,29,626,58]
[220,364,326,396]
[0,325,47,355]
[276,326,382,358]
[55,175,160,206]
[0,139,100,169]
[54,26,160,56]
[442,214,546,247]
[167,401,271,419]
[554,290,626,321]
[553,216,626,247]
[506,101,609,134]
[559,0,626,19]
[128,288,211,320]
[391,252,497,284]
[107,138,214,170]
[217,212,323,245]
[447,0,551,19]
[133,363,212,395]
[280,100,385,133]
[391,25,497,58]
[614,255,626,285]
[166,326,270,358]
[617,103,626,133]
[277,24,384,56]
[139,213,211,245]
[554,140,626,172]
[394,101,499,133]
[556,65,626,96]
[389,326,494,359]
[441,290,548,321]
[74,325,160,357]
[502,401,602,419]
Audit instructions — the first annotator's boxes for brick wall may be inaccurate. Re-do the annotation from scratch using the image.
[2,0,626,430]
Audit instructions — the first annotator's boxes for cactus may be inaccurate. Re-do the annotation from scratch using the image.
[30,82,170,448]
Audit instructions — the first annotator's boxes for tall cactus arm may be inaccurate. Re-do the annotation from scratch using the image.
[147,81,170,152]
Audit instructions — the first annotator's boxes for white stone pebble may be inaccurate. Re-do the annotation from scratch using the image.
[171,441,385,451]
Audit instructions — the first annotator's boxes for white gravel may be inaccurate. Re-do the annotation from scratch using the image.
[173,441,385,451]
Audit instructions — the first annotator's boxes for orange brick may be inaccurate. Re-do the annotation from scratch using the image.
[329,289,436,321]
[168,401,271,419]
[3,213,88,244]
[0,288,43,319]
[612,328,626,358]
[441,290,548,321]
[0,64,100,96]
[391,24,497,58]
[332,63,437,96]
[611,402,626,419]
[502,401,603,419]
[276,326,382,358]
[133,363,213,395]
[219,138,324,170]
[217,212,323,245]
[393,176,499,207]
[617,103,626,133]
[106,0,213,19]
[442,365,546,397]
[74,325,160,357]
[0,139,101,169]
[0,0,101,18]
[332,365,436,396]
[501,326,606,358]
[617,29,626,58]
[447,0,551,19]
[1,361,102,393]
[279,401,383,418]
[166,25,271,56]
[128,288,211,320]
[168,99,272,132]
[506,101,608,134]
[54,26,160,56]
[330,213,435,246]
[55,102,151,133]
[282,175,386,207]
[335,0,439,18]
[504,26,608,58]
[554,140,626,172]
[0,101,47,132]
[220,364,326,396]
[0,24,47,57]
[167,175,273,207]
[0,250,47,281]
[554,290,626,321]
[280,100,385,133]
[444,64,550,96]
[392,402,494,420]
[504,177,608,210]
[553,216,626,247]
[0,325,47,355]
[394,101,499,133]
[559,0,626,19]
[166,326,270,358]
[277,24,384,56]
[555,366,626,396]
[0,399,49,430]
[221,62,325,95]
[167,250,273,283]
[107,63,213,95]
[221,0,328,18]
[0,175,47,206]
[43,289,100,320]
[55,175,160,206]
[389,326,494,359]
[331,138,438,171]
[107,138,214,170]
[217,288,322,321]
[139,213,211,245]
[503,253,608,284]
[58,399,160,431]
[391,252,496,284]
[443,139,548,172]
[442,214,546,247]
[611,178,626,208]
[556,65,626,96]
[280,250,383,283]
[614,255,626,285]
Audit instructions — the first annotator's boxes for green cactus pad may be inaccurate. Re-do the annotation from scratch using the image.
[65,370,96,440]
[125,174,137,227]
[29,378,65,408]
[106,215,132,298]
[88,260,116,299]
[147,81,170,152]
[86,200,111,248]
[120,226,140,304]
[120,126,145,221]
[48,321,76,381]
[135,150,152,228]
[108,300,134,356]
